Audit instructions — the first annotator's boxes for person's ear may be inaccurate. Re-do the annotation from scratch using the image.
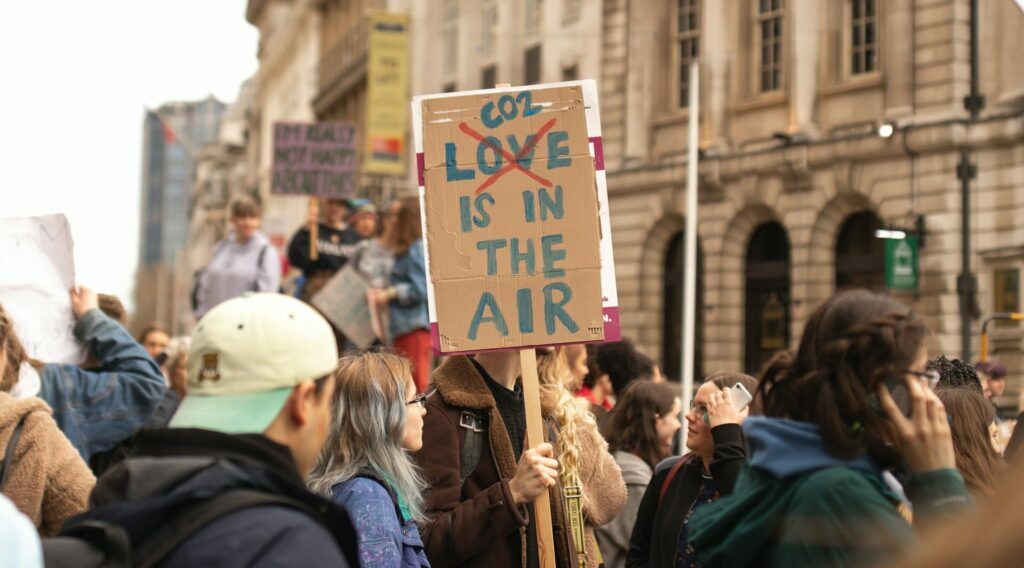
[286,381,317,427]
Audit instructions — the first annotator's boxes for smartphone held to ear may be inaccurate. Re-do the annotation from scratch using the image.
[730,383,753,412]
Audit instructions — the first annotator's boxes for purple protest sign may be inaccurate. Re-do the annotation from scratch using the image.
[271,122,358,198]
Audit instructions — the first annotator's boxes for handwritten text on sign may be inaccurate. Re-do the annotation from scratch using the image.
[271,122,357,198]
[421,86,604,352]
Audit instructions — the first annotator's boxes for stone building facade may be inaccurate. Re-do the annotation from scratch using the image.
[236,0,1024,396]
[598,0,1024,395]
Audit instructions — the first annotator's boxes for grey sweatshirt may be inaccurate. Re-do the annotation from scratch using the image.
[596,451,653,568]
[194,231,281,319]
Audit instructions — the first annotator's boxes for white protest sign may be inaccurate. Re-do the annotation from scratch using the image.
[0,214,83,364]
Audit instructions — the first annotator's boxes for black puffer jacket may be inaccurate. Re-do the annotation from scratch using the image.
[625,424,747,567]
[67,428,358,567]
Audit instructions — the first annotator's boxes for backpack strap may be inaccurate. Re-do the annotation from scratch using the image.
[0,414,30,493]
[250,244,269,292]
[45,520,132,568]
[132,489,316,568]
[658,456,689,506]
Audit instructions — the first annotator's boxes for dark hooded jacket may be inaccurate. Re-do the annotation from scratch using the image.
[67,428,358,567]
[688,416,971,568]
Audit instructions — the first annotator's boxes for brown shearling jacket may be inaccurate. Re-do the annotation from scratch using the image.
[0,392,95,535]
[414,356,626,568]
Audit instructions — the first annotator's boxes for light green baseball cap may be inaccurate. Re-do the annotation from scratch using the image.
[170,293,339,433]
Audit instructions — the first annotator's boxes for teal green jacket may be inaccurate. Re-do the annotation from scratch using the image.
[689,417,971,568]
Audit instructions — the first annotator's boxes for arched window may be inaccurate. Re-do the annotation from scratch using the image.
[745,222,791,374]
[662,232,703,382]
[835,211,885,291]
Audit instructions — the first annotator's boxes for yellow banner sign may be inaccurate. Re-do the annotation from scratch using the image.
[364,12,409,176]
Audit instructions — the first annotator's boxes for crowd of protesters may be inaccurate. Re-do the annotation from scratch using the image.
[8,198,1024,567]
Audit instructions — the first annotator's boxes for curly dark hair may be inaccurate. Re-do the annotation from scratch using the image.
[757,290,926,464]
[595,338,655,394]
[928,355,982,392]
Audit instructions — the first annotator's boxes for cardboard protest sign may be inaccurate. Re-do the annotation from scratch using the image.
[271,122,358,199]
[0,214,84,364]
[413,81,620,354]
[311,263,379,349]
[364,12,409,175]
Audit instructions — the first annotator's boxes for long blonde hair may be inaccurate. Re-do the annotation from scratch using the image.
[537,348,598,503]
[308,351,428,523]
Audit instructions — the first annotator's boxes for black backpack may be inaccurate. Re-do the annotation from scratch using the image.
[42,489,317,568]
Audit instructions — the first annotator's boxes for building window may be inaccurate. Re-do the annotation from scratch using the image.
[758,0,784,93]
[662,232,704,382]
[562,0,580,24]
[745,222,791,373]
[675,0,700,108]
[994,268,1020,327]
[835,211,885,291]
[525,0,542,40]
[850,0,878,75]
[481,65,497,89]
[562,64,578,82]
[524,45,542,84]
[480,0,497,58]
[443,0,458,75]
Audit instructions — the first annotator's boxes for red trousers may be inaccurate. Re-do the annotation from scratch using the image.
[393,329,433,393]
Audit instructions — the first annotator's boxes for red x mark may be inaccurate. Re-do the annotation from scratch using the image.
[458,118,558,195]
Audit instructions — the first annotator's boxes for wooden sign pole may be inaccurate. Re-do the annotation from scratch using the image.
[519,348,557,568]
[309,197,319,261]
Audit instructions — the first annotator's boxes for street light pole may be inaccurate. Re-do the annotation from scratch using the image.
[959,0,984,361]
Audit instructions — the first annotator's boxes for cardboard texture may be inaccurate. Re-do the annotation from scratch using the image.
[419,85,604,352]
[271,122,358,198]
[311,263,378,349]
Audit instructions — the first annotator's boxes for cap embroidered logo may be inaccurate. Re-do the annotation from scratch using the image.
[199,353,221,383]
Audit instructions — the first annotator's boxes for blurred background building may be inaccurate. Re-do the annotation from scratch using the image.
[134,96,225,335]
[142,0,1024,405]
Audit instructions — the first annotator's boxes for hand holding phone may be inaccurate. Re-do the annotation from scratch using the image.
[705,385,751,429]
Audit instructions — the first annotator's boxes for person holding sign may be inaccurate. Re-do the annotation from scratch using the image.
[288,198,363,302]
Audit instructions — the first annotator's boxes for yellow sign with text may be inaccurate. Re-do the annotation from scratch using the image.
[364,12,409,176]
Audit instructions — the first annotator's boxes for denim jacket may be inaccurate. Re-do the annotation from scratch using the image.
[39,309,166,461]
[388,239,429,339]
[331,477,430,568]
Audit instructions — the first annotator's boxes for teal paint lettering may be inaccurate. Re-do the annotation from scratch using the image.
[541,234,567,278]
[522,191,536,222]
[544,283,579,334]
[477,136,504,175]
[468,292,509,340]
[506,134,537,171]
[546,131,571,169]
[446,143,475,181]
[476,239,508,275]
[459,195,472,232]
[474,192,495,228]
[497,95,518,121]
[510,238,536,274]
[481,101,502,129]
[517,289,534,333]
[538,186,564,221]
[516,91,541,117]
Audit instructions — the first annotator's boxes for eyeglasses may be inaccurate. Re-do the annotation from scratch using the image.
[905,369,940,388]
[688,399,709,415]
[407,393,427,409]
